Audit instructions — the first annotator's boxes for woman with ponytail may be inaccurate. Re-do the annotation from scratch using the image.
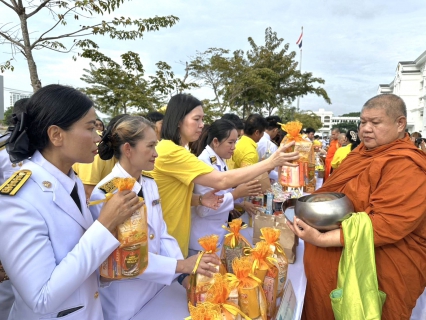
[0,85,141,320]
[90,115,220,320]
[151,94,299,258]
[189,119,262,256]
[331,130,362,169]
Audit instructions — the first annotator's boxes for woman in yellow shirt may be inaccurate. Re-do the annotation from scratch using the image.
[151,94,299,257]
[331,130,361,169]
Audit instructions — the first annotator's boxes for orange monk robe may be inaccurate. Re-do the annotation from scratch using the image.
[302,134,426,320]
[324,139,339,181]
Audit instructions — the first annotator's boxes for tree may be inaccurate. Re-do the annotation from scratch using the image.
[187,48,230,112]
[0,0,178,91]
[239,27,331,116]
[332,122,358,133]
[274,106,323,130]
[294,111,323,131]
[340,112,361,117]
[80,52,197,116]
[187,28,331,119]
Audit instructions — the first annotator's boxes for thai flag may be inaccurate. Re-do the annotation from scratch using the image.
[296,31,303,49]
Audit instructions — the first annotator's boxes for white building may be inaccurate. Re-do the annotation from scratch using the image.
[378,50,426,133]
[311,108,360,137]
[9,92,31,108]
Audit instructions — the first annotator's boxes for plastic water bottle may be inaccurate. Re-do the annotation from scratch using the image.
[265,191,274,215]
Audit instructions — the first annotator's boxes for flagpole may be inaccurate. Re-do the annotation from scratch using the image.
[296,26,303,111]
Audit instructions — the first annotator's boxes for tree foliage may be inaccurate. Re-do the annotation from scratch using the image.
[80,52,197,116]
[339,112,361,117]
[0,0,178,91]
[188,27,331,119]
[274,105,323,130]
[332,122,358,133]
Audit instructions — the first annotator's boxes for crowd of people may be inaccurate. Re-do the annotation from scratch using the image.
[0,86,424,320]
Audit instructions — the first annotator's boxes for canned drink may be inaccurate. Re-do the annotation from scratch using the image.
[121,244,141,277]
[252,195,263,207]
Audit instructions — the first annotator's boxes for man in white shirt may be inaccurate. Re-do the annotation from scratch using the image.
[257,116,281,183]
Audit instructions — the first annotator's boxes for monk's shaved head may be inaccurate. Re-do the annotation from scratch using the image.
[362,94,407,119]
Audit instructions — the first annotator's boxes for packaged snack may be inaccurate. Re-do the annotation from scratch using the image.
[229,256,267,320]
[93,178,148,280]
[221,218,252,273]
[260,228,289,298]
[188,235,224,306]
[248,241,279,318]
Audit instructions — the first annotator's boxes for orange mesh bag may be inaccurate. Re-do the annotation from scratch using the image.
[260,228,288,298]
[188,235,225,306]
[188,302,222,320]
[228,256,267,320]
[278,121,312,188]
[220,218,252,273]
[204,273,252,320]
[90,177,148,280]
[248,241,280,319]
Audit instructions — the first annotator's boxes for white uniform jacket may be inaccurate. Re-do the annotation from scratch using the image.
[0,146,21,319]
[189,146,239,252]
[257,132,278,182]
[89,163,183,320]
[0,151,119,320]
[0,147,26,185]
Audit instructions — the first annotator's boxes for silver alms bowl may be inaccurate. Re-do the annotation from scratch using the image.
[283,193,354,231]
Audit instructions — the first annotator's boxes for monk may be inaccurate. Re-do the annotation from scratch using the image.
[324,128,340,181]
[288,94,426,320]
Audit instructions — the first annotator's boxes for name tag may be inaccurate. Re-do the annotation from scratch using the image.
[152,199,161,206]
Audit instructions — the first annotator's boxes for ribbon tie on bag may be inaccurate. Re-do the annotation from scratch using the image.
[222,302,252,320]
[88,192,114,206]
[222,224,247,248]
[192,249,216,274]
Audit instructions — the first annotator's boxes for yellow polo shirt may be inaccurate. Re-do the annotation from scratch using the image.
[331,144,352,169]
[150,140,214,257]
[73,155,117,185]
[232,135,259,168]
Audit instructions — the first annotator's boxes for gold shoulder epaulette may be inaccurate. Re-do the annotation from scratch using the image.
[141,171,154,179]
[98,177,119,194]
[0,169,32,196]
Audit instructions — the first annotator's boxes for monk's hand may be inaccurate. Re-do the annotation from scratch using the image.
[286,217,342,248]
[286,217,322,246]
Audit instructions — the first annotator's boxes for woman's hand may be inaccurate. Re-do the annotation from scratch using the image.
[241,201,258,216]
[268,141,299,169]
[200,190,224,210]
[176,253,220,277]
[231,180,262,200]
[98,190,144,233]
[286,217,342,248]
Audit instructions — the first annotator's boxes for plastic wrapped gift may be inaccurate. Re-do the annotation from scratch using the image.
[220,218,252,274]
[92,178,148,280]
[247,242,280,319]
[260,228,288,298]
[188,235,225,306]
[228,256,267,320]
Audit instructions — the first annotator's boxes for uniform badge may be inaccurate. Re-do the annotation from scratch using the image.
[98,177,119,194]
[210,156,217,165]
[152,199,161,206]
[0,169,31,196]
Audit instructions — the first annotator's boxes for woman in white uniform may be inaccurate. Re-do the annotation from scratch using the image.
[0,85,142,320]
[189,119,262,255]
[89,115,220,320]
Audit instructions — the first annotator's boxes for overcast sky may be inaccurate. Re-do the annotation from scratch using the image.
[1,0,425,116]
